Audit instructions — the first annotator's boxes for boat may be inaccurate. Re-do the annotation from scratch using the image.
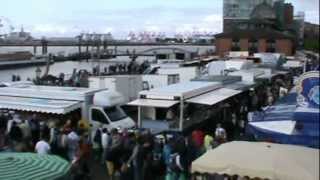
[0,51,33,61]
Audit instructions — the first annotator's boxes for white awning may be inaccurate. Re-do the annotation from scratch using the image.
[186,88,241,106]
[0,96,82,114]
[127,99,178,108]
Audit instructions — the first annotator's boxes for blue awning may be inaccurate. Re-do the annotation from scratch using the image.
[247,91,319,148]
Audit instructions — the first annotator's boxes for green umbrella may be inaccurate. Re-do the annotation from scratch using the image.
[0,153,71,180]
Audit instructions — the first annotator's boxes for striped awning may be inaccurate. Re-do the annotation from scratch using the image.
[0,153,70,180]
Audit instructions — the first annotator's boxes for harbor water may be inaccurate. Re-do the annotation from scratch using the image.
[0,45,214,82]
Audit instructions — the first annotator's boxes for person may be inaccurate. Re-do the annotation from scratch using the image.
[204,133,214,151]
[79,133,91,160]
[6,114,21,135]
[67,128,80,162]
[58,129,69,160]
[142,130,154,180]
[107,129,123,178]
[249,89,259,111]
[215,124,227,144]
[19,119,31,141]
[267,91,274,106]
[127,136,144,180]
[48,121,59,154]
[101,128,110,164]
[9,121,23,143]
[191,129,205,150]
[167,152,188,180]
[93,126,102,161]
[35,137,51,155]
[29,114,40,146]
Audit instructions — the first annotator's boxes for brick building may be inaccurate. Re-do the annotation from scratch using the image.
[215,29,294,57]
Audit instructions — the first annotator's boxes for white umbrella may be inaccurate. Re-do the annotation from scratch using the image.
[192,141,319,180]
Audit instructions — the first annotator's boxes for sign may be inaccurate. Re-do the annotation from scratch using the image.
[296,71,320,108]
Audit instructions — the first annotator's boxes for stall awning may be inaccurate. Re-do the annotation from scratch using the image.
[0,96,82,114]
[249,120,296,135]
[191,141,319,180]
[127,99,179,108]
[186,88,241,106]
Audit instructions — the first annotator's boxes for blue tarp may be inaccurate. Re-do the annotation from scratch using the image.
[247,91,320,148]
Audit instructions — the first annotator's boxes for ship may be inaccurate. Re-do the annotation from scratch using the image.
[0,51,33,61]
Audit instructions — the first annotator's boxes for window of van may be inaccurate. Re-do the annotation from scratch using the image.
[92,109,109,124]
[104,106,127,122]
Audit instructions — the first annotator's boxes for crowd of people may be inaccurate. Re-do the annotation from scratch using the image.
[0,72,292,180]
[31,59,151,87]
[0,108,233,180]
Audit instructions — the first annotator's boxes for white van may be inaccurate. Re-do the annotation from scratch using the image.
[0,85,135,132]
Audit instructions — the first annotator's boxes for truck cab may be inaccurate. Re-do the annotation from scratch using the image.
[89,90,135,132]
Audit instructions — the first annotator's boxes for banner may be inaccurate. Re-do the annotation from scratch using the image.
[296,71,320,108]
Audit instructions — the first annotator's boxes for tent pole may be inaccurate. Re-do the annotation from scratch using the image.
[138,106,142,128]
[179,99,184,131]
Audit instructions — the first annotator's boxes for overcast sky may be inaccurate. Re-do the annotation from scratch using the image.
[1,0,319,38]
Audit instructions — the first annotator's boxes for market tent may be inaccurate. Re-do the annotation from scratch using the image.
[0,96,82,114]
[192,141,319,180]
[186,88,241,106]
[247,88,319,148]
[0,153,70,180]
[249,120,296,135]
[225,81,255,91]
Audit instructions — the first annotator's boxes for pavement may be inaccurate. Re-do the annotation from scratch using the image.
[87,157,109,180]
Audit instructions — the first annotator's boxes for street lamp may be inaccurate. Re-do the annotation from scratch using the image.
[35,67,42,79]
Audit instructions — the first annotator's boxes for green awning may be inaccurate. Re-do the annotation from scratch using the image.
[0,153,70,180]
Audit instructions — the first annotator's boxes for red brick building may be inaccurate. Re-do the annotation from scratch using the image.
[215,30,295,57]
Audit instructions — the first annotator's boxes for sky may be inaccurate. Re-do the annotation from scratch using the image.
[1,0,319,38]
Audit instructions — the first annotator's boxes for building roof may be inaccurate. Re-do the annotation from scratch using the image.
[215,29,294,40]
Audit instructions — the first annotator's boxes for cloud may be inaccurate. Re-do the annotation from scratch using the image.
[3,0,317,37]
[31,24,82,37]
[204,14,222,23]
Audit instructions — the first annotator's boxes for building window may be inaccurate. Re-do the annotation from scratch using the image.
[267,39,276,52]
[232,38,240,51]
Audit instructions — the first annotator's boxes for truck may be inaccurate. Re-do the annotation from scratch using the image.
[157,66,200,82]
[89,75,143,103]
[0,85,135,132]
[142,74,180,89]
[128,81,243,133]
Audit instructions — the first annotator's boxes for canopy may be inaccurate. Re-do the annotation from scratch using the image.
[0,96,82,114]
[249,120,296,135]
[225,82,255,91]
[186,88,241,106]
[192,141,319,180]
[127,99,179,108]
[247,88,319,148]
[0,153,70,180]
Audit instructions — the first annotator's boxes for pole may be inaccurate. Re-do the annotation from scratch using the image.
[138,106,142,128]
[179,99,184,131]
[33,46,37,55]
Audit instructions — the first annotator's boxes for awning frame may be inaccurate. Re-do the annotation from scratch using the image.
[186,88,242,106]
[0,96,82,114]
[128,98,185,131]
